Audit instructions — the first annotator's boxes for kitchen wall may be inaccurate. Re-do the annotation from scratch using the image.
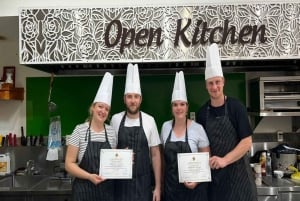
[26,73,246,136]
[0,16,49,137]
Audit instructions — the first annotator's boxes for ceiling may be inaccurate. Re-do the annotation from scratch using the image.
[1,16,300,75]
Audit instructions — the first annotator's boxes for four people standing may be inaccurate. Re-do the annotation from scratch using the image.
[110,64,162,201]
[66,46,257,201]
[196,43,257,201]
[160,71,210,201]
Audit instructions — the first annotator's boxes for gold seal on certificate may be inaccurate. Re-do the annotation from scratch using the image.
[99,149,133,179]
[177,152,211,183]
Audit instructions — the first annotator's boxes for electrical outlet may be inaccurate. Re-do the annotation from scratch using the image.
[190,112,196,120]
[277,130,284,142]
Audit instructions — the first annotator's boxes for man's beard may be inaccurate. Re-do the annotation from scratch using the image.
[126,105,140,115]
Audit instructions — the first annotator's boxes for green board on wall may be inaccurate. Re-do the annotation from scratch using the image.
[26,73,245,136]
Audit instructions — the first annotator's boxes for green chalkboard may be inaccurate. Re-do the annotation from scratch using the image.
[26,73,245,136]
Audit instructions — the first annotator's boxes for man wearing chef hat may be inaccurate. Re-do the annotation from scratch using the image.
[66,72,116,201]
[110,64,162,201]
[160,71,210,201]
[196,43,257,201]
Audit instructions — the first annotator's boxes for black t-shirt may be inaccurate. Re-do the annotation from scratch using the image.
[196,96,252,140]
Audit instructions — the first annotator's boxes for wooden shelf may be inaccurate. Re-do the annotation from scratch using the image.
[0,88,24,100]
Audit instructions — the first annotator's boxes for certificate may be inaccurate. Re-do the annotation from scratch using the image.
[99,149,133,179]
[177,152,211,183]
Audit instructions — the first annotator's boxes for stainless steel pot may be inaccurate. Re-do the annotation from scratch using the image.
[270,144,297,173]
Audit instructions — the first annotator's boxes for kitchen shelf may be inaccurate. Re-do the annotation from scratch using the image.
[248,111,300,117]
[265,94,300,100]
[0,88,24,100]
[249,76,300,116]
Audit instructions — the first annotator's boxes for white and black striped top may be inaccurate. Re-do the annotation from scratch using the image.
[67,122,117,163]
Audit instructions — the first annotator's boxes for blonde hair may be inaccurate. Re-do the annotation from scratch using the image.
[85,102,96,122]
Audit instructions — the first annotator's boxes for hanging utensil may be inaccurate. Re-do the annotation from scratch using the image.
[48,73,57,112]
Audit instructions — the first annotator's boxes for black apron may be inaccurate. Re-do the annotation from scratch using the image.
[206,99,257,201]
[72,125,114,201]
[115,112,152,201]
[163,120,208,201]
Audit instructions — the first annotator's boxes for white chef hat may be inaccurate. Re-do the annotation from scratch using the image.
[171,71,187,103]
[93,72,114,106]
[124,63,141,95]
[205,43,223,80]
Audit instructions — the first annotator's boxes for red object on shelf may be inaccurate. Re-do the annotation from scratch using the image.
[13,134,17,146]
[8,133,12,146]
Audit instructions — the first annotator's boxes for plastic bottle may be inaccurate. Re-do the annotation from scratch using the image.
[0,153,11,175]
[266,152,272,176]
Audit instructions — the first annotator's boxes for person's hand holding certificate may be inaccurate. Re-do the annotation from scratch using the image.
[99,149,133,179]
[177,152,211,183]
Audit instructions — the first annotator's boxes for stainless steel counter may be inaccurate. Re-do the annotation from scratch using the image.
[0,175,71,194]
[257,176,300,201]
[1,175,299,201]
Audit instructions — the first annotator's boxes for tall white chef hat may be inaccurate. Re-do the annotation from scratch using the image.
[171,71,187,103]
[205,43,223,80]
[93,72,114,106]
[124,63,141,95]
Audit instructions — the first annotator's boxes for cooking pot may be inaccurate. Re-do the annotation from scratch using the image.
[270,144,297,174]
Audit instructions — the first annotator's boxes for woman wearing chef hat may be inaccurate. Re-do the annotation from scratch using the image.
[196,44,257,201]
[160,71,210,201]
[65,72,116,201]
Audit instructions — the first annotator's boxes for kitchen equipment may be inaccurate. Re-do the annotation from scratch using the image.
[4,135,8,146]
[20,126,26,146]
[254,163,262,185]
[270,144,297,174]
[266,152,272,176]
[249,76,300,116]
[0,153,11,175]
[29,136,33,146]
[8,133,12,146]
[48,73,57,112]
[33,136,38,146]
[273,170,284,178]
[38,135,45,146]
[282,144,300,152]
[1,136,5,147]
[13,134,17,146]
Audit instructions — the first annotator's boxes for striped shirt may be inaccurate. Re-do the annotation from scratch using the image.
[67,122,117,163]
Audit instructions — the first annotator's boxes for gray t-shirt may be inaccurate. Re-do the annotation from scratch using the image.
[160,120,209,153]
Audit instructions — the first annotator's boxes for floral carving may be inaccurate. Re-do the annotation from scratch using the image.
[19,3,300,64]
